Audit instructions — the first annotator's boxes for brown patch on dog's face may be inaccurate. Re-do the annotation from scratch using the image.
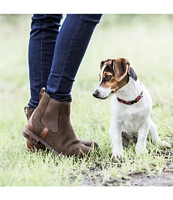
[93,58,130,99]
[113,58,130,82]
[100,58,130,92]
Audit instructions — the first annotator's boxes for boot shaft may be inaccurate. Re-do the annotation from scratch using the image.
[24,106,34,120]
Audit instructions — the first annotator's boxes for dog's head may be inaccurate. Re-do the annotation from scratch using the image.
[93,58,137,99]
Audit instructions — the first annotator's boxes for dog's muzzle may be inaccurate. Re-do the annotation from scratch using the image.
[92,88,110,100]
[93,90,99,98]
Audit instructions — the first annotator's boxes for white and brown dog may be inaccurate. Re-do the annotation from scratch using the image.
[93,58,170,159]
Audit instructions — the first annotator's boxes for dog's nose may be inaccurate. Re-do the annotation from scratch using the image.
[93,90,99,98]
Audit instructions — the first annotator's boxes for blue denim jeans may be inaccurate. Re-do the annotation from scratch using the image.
[28,14,102,109]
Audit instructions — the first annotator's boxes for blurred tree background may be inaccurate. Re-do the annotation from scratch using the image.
[1,14,173,26]
[0,14,173,92]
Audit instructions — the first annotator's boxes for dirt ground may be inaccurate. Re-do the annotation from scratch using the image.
[82,162,173,186]
[103,163,173,186]
[129,171,173,186]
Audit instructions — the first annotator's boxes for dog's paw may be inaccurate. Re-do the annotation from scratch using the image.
[111,154,124,162]
[135,145,148,155]
[159,140,171,148]
[112,151,124,160]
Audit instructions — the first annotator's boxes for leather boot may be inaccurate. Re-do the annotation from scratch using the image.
[24,106,46,151]
[24,107,98,151]
[23,91,98,156]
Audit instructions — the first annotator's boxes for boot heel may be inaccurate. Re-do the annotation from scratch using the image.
[23,126,60,156]
[22,130,39,145]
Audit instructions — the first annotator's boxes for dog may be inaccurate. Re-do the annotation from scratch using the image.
[93,58,170,159]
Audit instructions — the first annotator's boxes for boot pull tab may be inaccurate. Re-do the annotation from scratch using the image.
[39,87,46,100]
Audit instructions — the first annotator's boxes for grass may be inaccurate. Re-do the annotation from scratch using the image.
[0,14,173,186]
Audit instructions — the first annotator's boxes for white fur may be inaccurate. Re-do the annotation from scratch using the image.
[96,86,111,99]
[94,65,112,99]
[109,77,170,158]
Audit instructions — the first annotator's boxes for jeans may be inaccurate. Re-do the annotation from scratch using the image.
[28,14,102,109]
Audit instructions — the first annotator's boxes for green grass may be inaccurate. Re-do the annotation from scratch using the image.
[0,14,173,186]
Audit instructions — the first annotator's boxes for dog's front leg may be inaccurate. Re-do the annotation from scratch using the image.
[136,118,150,154]
[109,118,124,159]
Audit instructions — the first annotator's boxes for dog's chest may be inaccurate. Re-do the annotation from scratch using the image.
[111,95,151,134]
[120,110,146,133]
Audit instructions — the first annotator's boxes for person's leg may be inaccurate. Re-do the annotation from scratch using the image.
[24,14,62,150]
[23,14,102,157]
[46,14,102,102]
[28,14,63,109]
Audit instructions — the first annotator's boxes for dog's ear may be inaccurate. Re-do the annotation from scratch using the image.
[100,59,111,69]
[112,58,130,82]
[128,66,138,81]
[100,61,105,69]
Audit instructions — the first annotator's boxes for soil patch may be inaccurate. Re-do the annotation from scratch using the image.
[129,171,173,186]
[83,163,173,186]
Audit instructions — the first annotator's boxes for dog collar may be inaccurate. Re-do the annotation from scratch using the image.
[117,90,143,105]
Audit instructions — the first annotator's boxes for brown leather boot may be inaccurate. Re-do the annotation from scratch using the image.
[23,106,98,151]
[23,91,98,156]
[24,106,46,151]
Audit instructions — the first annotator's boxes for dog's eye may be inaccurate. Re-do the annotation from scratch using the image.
[104,75,112,81]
